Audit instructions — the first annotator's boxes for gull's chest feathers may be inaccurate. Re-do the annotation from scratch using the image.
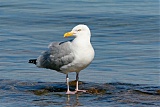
[71,39,94,68]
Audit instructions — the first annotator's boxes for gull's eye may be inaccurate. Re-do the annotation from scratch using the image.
[77,29,81,31]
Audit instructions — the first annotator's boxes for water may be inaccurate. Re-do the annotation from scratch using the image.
[0,0,159,106]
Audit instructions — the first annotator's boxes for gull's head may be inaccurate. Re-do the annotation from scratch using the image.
[64,24,91,38]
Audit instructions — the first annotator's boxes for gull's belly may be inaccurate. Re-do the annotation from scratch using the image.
[60,47,94,74]
[59,57,91,74]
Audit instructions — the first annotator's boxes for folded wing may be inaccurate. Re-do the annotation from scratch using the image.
[37,41,74,71]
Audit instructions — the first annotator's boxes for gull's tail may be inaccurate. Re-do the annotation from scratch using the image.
[29,59,37,65]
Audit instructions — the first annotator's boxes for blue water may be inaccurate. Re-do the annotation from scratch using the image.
[0,0,159,107]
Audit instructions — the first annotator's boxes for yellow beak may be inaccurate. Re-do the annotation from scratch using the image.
[64,32,74,38]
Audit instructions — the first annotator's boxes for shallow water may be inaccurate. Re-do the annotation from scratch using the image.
[0,0,159,107]
[0,79,160,107]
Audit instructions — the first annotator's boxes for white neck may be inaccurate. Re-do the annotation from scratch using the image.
[72,34,91,47]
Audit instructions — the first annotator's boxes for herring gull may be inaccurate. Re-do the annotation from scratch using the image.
[29,24,95,94]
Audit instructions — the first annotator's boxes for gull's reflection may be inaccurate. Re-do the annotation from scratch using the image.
[65,94,82,107]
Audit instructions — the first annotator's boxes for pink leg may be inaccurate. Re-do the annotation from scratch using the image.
[66,74,76,94]
[75,73,86,93]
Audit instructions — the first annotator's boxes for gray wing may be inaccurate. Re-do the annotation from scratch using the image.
[37,40,74,71]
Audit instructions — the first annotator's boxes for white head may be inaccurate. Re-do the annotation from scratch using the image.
[64,24,91,38]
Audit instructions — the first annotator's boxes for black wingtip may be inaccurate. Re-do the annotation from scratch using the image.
[29,59,37,65]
